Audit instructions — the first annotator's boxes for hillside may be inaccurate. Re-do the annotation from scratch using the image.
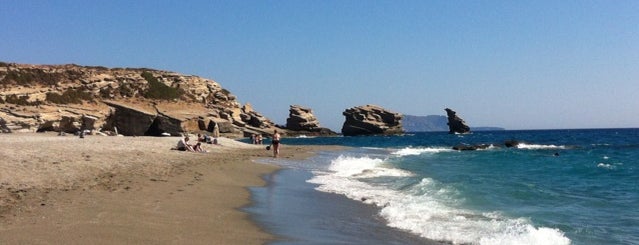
[0,62,278,137]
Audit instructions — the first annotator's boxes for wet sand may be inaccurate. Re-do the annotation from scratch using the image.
[0,133,324,244]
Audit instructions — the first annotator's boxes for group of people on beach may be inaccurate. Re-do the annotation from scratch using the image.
[174,129,281,157]
[250,134,263,144]
[249,130,281,158]
[252,130,281,158]
[174,134,216,152]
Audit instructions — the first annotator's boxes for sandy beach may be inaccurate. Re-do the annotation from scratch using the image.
[0,133,323,244]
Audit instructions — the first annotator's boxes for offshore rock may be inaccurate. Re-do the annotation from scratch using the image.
[286,105,320,131]
[504,140,521,148]
[286,105,336,136]
[445,108,470,134]
[453,144,492,151]
[341,105,403,136]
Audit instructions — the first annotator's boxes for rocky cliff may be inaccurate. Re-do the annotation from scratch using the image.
[341,105,404,136]
[445,108,471,134]
[0,62,278,137]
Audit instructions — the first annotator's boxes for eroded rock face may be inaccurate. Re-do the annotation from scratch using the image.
[103,101,157,136]
[0,117,10,133]
[341,105,403,136]
[0,62,279,137]
[286,105,321,131]
[285,105,336,136]
[445,108,470,134]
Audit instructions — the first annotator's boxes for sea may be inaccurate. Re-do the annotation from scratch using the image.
[244,128,638,245]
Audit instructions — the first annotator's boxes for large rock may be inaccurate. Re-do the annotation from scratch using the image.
[286,105,321,131]
[0,117,10,133]
[58,116,80,133]
[341,105,404,136]
[286,105,336,136]
[103,101,187,136]
[445,108,470,134]
[104,101,156,136]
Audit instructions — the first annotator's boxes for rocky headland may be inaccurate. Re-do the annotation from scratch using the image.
[341,105,404,136]
[0,62,281,137]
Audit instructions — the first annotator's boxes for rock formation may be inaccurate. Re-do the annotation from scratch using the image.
[445,108,470,134]
[285,105,336,135]
[452,144,492,151]
[504,140,520,148]
[0,62,278,137]
[0,117,10,133]
[286,105,320,131]
[341,105,403,136]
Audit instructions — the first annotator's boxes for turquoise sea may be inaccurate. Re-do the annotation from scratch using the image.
[247,128,638,245]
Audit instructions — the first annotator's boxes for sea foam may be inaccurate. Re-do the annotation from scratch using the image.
[392,147,452,156]
[516,143,566,150]
[308,155,571,245]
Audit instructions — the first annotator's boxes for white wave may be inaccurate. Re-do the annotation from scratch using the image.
[596,162,623,170]
[308,156,571,245]
[516,143,566,150]
[392,147,452,156]
[323,155,413,178]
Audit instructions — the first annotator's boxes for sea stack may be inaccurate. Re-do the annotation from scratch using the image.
[286,105,321,131]
[341,105,404,136]
[445,108,470,134]
[286,105,336,135]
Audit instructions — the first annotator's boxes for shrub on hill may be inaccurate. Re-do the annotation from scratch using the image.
[141,71,183,100]
[0,69,62,86]
[46,89,94,104]
[5,94,38,106]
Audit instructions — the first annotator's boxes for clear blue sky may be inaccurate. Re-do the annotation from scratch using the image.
[2,1,638,130]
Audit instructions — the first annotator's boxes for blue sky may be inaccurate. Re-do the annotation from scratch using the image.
[2,1,638,130]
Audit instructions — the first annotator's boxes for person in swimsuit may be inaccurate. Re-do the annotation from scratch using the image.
[272,129,281,158]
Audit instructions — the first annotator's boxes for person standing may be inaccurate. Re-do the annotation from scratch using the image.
[272,129,281,158]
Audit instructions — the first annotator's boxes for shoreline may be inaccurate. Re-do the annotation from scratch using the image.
[0,133,330,244]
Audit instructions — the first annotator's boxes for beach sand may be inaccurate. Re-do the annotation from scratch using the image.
[0,133,323,244]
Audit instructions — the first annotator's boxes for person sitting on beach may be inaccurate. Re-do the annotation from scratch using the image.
[176,136,195,152]
[193,142,204,152]
[204,134,213,144]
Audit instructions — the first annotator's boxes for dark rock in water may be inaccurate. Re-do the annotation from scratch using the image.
[453,144,491,151]
[341,105,404,136]
[445,108,470,134]
[504,140,520,148]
